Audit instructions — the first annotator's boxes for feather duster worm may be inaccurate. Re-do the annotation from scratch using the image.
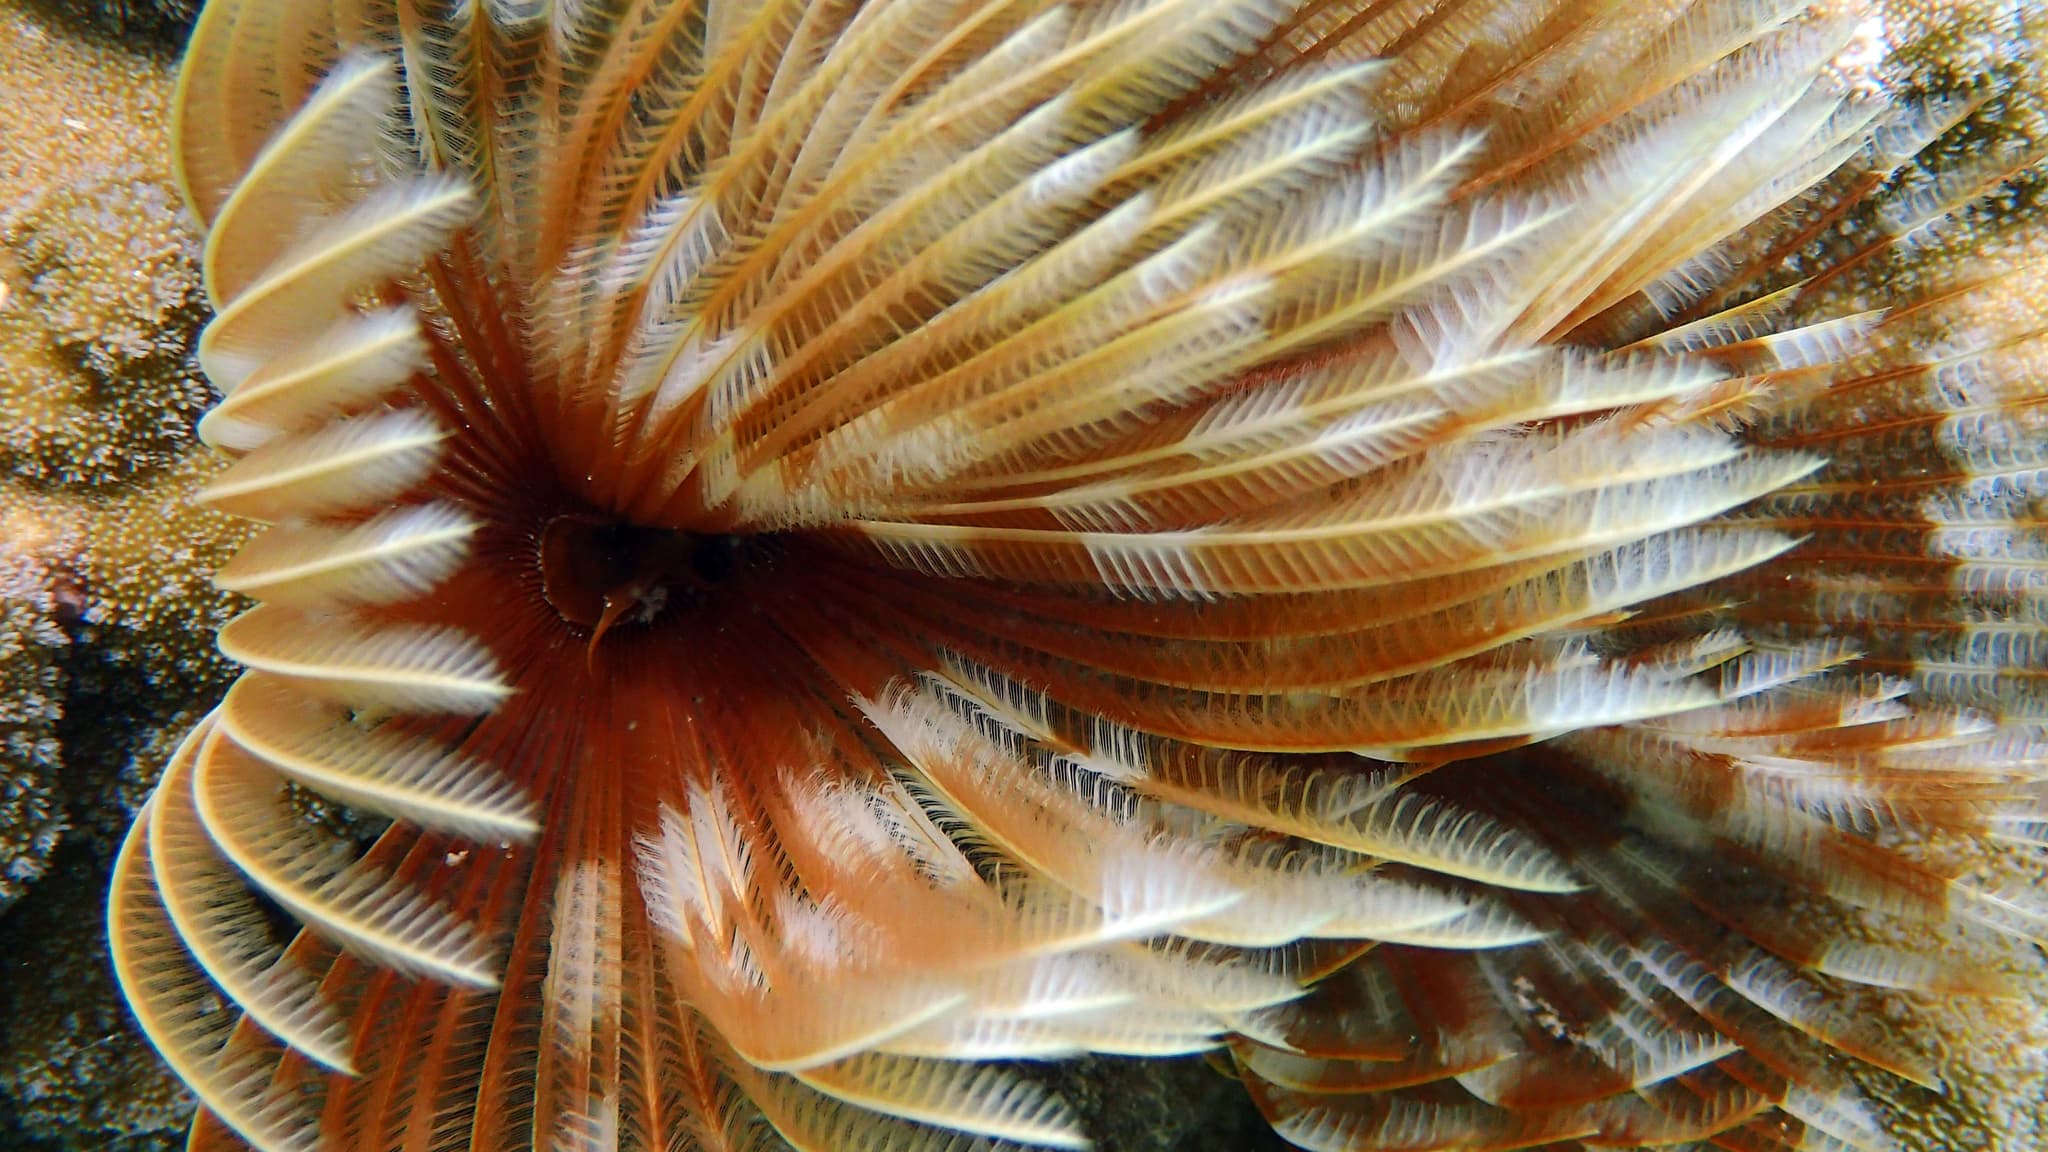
[109,0,2048,1148]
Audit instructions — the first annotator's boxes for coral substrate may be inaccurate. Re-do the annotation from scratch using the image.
[0,850,192,1152]
[1,168,213,493]
[0,502,69,914]
[0,2,230,1147]
[29,0,195,41]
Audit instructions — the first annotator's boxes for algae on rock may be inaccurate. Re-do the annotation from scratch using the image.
[0,503,68,915]
[1,167,212,493]
[35,0,194,39]
[0,3,236,1148]
[0,852,192,1152]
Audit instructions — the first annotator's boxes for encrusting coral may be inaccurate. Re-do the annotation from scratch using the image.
[0,1,244,1147]
[0,850,196,1152]
[41,0,199,38]
[0,501,70,914]
[0,0,179,204]
[1,167,214,493]
[0,0,248,836]
[0,162,238,817]
[0,0,248,856]
[0,0,209,488]
[103,0,2048,1151]
[0,0,213,502]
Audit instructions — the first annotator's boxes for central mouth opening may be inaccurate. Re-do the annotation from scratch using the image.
[536,512,750,636]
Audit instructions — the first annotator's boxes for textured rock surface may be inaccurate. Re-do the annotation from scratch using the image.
[1,167,213,492]
[30,0,194,39]
[1029,1056,1291,1152]
[0,852,192,1152]
[0,2,230,1147]
[0,504,69,914]
[1842,839,2048,1150]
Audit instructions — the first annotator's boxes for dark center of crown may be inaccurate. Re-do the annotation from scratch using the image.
[537,512,748,636]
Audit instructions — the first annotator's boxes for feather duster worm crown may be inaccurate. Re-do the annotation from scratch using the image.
[110,0,2048,1149]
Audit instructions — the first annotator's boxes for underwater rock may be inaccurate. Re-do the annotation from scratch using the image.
[45,452,246,845]
[1026,1057,1290,1152]
[0,0,244,830]
[0,0,244,813]
[33,0,195,41]
[0,2,241,1147]
[0,0,178,192]
[0,167,213,494]
[0,503,69,915]
[0,848,188,1152]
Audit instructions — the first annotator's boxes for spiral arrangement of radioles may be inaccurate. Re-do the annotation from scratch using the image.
[110,1,2048,1150]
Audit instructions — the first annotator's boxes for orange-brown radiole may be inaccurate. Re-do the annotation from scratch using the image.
[109,0,2048,1150]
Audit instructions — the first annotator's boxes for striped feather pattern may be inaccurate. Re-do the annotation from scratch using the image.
[111,0,2048,1150]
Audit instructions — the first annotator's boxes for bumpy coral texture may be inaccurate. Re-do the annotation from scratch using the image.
[1,169,212,491]
[0,857,197,1152]
[0,0,248,832]
[0,0,242,700]
[107,1,2048,1151]
[0,0,246,867]
[0,2,240,1147]
[45,0,198,37]
[0,505,68,913]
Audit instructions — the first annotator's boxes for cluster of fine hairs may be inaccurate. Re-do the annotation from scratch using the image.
[110,0,2048,1149]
